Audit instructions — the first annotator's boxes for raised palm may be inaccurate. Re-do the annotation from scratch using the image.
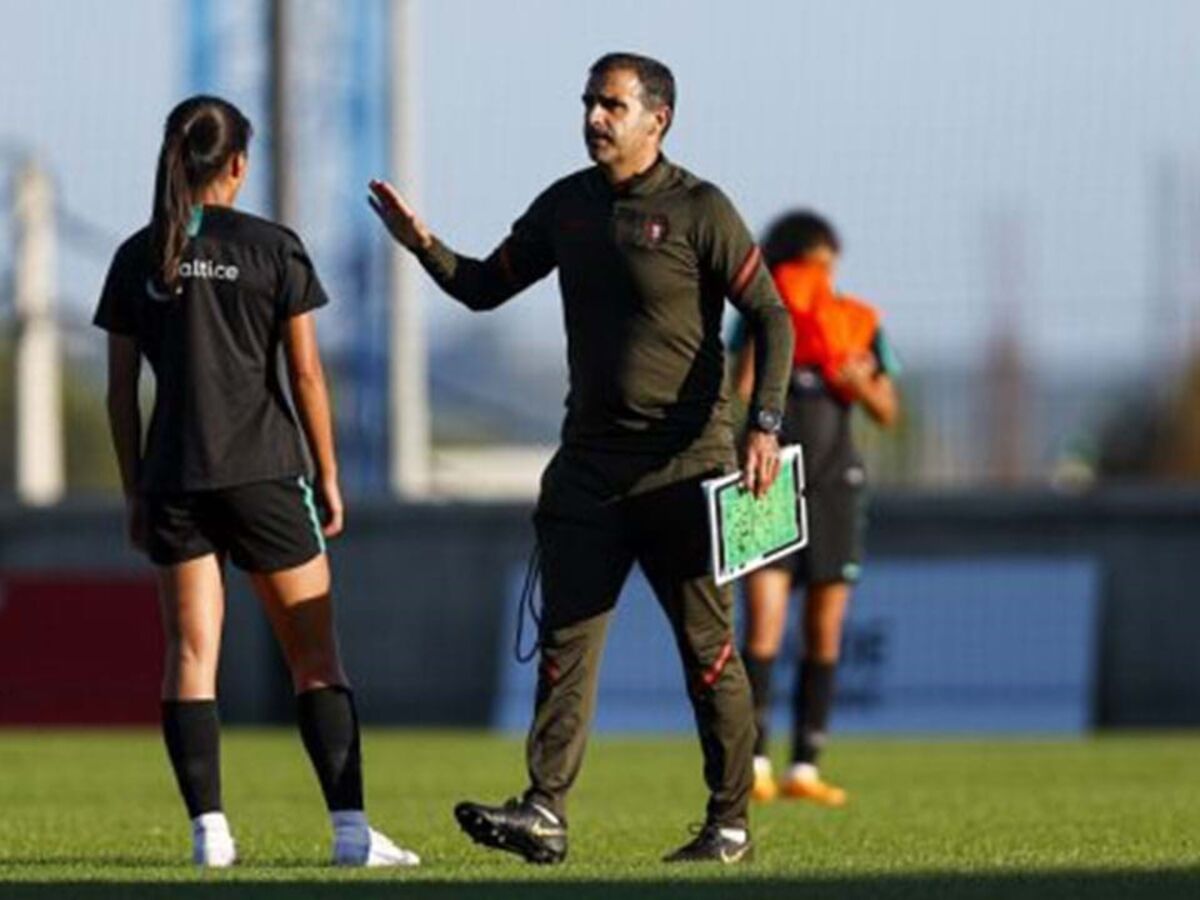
[368,179,431,251]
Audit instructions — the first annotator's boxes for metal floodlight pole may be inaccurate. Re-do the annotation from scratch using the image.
[269,0,296,227]
[13,162,65,506]
[387,0,431,497]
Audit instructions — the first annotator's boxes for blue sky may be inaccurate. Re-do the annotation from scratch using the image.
[3,0,1199,371]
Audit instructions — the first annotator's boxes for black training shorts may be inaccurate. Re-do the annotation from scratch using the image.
[144,476,326,572]
[767,466,867,585]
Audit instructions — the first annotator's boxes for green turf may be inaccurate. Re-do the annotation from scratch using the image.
[0,730,1197,898]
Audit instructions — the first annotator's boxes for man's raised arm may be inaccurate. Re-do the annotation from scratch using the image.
[369,179,555,311]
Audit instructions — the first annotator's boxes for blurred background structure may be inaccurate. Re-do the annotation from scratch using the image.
[1,0,1198,732]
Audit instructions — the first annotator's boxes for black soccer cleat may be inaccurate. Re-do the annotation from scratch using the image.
[662,823,754,864]
[453,797,567,865]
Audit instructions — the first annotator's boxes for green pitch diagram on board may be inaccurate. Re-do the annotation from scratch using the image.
[718,463,800,570]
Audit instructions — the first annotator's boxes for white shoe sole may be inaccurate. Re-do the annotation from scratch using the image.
[333,828,420,867]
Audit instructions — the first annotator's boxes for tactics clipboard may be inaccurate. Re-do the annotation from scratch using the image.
[703,444,808,586]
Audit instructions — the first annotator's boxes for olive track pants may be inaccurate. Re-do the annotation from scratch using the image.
[522,455,755,829]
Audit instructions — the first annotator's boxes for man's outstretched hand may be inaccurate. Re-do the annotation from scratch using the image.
[742,429,782,499]
[368,179,433,252]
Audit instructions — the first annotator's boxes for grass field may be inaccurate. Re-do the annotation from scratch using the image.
[0,730,1198,898]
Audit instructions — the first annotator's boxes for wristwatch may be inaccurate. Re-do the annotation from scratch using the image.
[750,407,783,435]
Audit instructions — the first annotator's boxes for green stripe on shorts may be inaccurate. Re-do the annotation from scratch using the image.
[298,476,327,554]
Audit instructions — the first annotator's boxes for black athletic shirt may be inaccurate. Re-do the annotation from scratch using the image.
[93,205,329,493]
[416,157,794,495]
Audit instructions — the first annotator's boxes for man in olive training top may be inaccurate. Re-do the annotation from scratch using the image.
[370,52,792,865]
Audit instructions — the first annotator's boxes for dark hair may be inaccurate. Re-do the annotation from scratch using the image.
[151,95,252,291]
[589,52,676,133]
[761,210,841,268]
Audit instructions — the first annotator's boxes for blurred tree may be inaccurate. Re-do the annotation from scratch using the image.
[1095,355,1200,481]
[1155,356,1200,478]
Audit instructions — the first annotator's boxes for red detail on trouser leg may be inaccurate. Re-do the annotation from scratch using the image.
[540,657,561,684]
[694,640,734,693]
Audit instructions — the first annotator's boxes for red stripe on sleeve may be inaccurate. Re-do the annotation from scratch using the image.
[730,246,762,300]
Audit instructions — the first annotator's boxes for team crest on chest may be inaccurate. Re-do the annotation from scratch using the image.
[643,214,670,245]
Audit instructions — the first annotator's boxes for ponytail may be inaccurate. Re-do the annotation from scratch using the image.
[151,130,193,291]
[149,96,253,293]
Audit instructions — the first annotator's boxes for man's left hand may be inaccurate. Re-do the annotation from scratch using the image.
[742,429,782,498]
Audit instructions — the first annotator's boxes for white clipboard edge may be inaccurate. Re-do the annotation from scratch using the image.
[703,443,808,586]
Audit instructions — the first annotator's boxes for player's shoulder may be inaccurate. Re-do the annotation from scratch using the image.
[111,224,153,262]
[105,225,154,281]
[517,167,607,222]
[558,165,598,188]
[665,160,720,196]
[839,292,880,317]
[203,206,306,254]
[678,169,738,215]
[870,321,902,374]
[541,166,599,201]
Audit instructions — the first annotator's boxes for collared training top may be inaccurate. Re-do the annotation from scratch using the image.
[417,156,793,495]
[93,205,329,493]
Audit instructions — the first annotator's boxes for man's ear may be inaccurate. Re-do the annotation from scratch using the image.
[654,105,673,137]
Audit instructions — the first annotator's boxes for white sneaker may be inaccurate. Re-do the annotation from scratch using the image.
[191,812,237,867]
[332,816,420,867]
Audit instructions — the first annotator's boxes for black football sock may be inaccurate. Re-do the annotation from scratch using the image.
[297,686,364,812]
[792,659,836,766]
[742,651,775,759]
[161,700,222,818]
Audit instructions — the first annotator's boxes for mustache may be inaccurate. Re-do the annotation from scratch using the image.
[585,128,613,142]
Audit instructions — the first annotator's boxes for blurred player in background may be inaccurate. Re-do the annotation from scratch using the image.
[95,96,418,868]
[730,211,900,807]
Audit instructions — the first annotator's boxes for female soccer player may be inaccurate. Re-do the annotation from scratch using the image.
[95,95,417,868]
[732,211,900,807]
